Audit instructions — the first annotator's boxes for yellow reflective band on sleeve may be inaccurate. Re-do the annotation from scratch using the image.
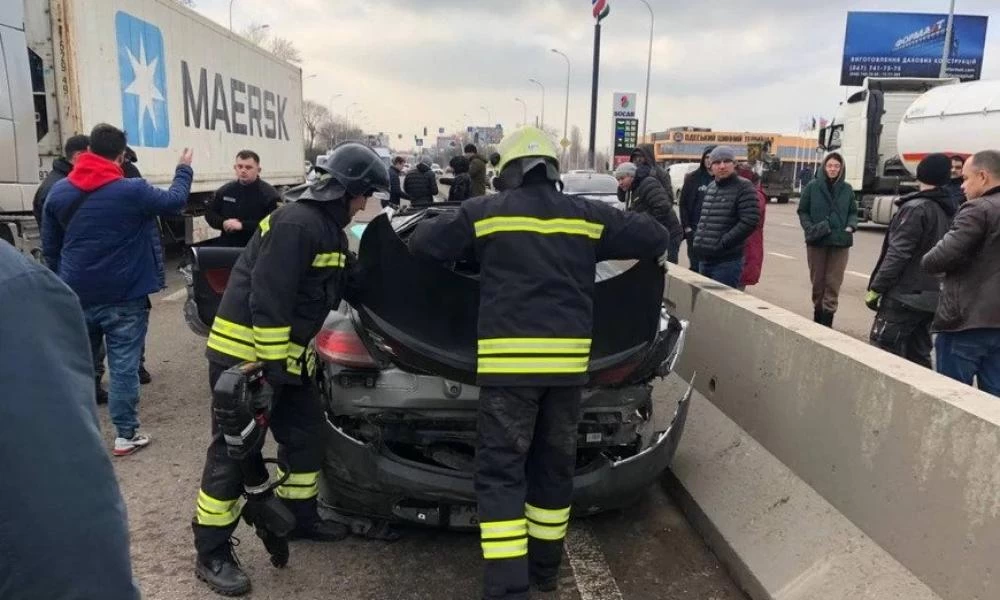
[480,518,528,540]
[287,342,306,359]
[211,317,255,344]
[525,503,571,524]
[255,343,287,361]
[478,338,592,355]
[285,341,306,376]
[527,521,568,541]
[253,325,291,343]
[260,214,271,235]
[478,357,589,375]
[207,333,257,362]
[275,469,319,500]
[312,252,346,268]
[474,217,604,240]
[195,490,242,527]
[481,538,528,560]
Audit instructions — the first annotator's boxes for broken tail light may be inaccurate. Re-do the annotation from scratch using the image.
[315,324,378,369]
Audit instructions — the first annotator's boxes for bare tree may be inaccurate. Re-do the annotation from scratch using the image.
[302,100,331,149]
[315,119,364,151]
[240,22,303,65]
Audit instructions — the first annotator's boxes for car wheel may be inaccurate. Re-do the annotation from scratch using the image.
[777,196,790,204]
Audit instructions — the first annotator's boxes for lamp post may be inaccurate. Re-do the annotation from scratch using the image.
[637,0,654,140]
[514,98,528,127]
[939,0,957,78]
[229,0,236,30]
[328,93,342,118]
[550,49,571,149]
[528,79,545,129]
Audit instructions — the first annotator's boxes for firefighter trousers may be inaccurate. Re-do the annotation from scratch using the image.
[192,362,327,558]
[476,385,582,600]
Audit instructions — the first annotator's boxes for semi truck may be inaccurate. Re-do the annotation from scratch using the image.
[817,77,1000,225]
[0,0,305,255]
[746,141,792,204]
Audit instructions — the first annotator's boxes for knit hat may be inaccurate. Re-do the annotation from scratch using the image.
[916,153,953,187]
[614,162,637,178]
[708,145,736,164]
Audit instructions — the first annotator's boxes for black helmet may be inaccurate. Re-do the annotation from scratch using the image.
[319,142,391,196]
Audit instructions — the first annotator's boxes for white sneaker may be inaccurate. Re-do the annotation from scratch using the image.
[113,432,151,457]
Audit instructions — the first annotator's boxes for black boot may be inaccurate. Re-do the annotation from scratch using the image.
[813,307,823,323]
[195,541,251,597]
[289,518,350,542]
[95,378,108,405]
[139,364,152,385]
[530,573,559,593]
[820,311,835,328]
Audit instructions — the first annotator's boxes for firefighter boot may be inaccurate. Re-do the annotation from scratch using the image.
[286,498,349,542]
[195,540,251,597]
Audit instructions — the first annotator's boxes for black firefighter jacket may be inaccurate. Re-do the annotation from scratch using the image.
[408,173,670,387]
[205,199,353,385]
[692,174,760,261]
[868,187,956,313]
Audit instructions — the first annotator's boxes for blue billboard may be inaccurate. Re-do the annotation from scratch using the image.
[842,12,988,86]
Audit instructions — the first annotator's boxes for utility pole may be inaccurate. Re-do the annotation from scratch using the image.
[939,0,957,78]
[637,0,654,140]
[528,79,546,129]
[551,48,571,160]
[588,23,602,170]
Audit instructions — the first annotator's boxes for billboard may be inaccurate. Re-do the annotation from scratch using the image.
[842,12,988,86]
[612,92,637,118]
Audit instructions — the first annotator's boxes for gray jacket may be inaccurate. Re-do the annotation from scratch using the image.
[922,186,1000,332]
[0,242,140,600]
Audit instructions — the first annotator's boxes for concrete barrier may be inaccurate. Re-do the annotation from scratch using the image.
[663,266,1000,600]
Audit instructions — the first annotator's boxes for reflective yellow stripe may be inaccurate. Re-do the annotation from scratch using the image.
[286,358,303,376]
[527,521,568,541]
[474,217,604,240]
[207,333,257,362]
[253,325,290,343]
[260,214,271,235]
[255,343,287,361]
[478,357,589,374]
[285,341,306,375]
[195,490,241,527]
[212,317,255,344]
[480,518,528,540]
[275,469,319,500]
[525,503,571,524]
[478,337,592,355]
[287,342,306,359]
[481,538,528,560]
[312,252,346,268]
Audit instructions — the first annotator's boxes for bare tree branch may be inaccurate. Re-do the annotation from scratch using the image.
[267,37,303,64]
[302,101,331,149]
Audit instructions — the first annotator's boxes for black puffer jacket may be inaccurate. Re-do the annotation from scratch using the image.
[625,169,681,243]
[32,158,73,228]
[692,173,760,261]
[404,164,439,205]
[868,187,956,312]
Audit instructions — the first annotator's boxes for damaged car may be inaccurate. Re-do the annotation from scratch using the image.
[183,203,691,531]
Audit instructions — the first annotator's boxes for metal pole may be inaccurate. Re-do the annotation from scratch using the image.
[229,0,236,30]
[551,49,571,149]
[529,79,545,129]
[588,23,601,170]
[638,0,654,140]
[514,98,527,127]
[939,0,957,78]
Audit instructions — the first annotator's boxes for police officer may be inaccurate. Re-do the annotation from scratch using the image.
[192,142,390,596]
[408,128,670,599]
[206,150,281,247]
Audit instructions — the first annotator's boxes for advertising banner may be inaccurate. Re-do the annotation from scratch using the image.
[841,11,988,86]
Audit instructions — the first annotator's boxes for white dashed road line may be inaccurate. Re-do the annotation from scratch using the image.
[162,288,187,302]
[566,524,624,600]
[846,270,870,279]
[768,252,796,260]
[777,222,798,227]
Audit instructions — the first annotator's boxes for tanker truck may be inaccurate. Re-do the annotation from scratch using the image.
[818,77,1000,225]
[0,0,306,255]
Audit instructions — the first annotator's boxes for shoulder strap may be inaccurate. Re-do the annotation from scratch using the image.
[58,191,94,230]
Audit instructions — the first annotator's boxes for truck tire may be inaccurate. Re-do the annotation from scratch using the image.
[777,196,790,204]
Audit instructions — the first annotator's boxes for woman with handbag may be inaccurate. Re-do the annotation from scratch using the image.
[798,152,858,327]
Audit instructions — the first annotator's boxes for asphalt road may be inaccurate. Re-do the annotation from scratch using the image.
[677,201,886,341]
[104,203,746,600]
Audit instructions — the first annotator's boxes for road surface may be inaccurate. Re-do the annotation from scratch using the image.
[104,202,746,600]
[677,201,885,341]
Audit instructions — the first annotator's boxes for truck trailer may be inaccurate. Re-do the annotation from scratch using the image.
[0,0,305,254]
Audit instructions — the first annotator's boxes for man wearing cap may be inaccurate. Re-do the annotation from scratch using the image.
[692,145,760,287]
[866,153,957,367]
[614,161,677,260]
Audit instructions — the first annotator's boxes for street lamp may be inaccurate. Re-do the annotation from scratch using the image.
[229,0,237,30]
[514,98,528,127]
[528,79,545,129]
[480,106,492,126]
[637,0,654,140]
[345,102,359,124]
[328,93,342,117]
[550,48,571,150]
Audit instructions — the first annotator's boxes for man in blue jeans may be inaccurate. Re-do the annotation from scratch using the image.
[43,123,194,455]
[692,146,761,287]
[922,150,1000,396]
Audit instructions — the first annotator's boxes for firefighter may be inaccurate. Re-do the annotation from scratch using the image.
[408,127,670,599]
[192,142,390,596]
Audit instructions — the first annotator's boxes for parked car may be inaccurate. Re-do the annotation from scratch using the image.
[562,172,623,209]
[183,203,691,530]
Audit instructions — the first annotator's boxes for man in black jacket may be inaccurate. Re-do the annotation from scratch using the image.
[679,145,716,272]
[404,159,439,205]
[410,127,669,600]
[628,145,684,262]
[614,161,678,262]
[867,153,956,367]
[207,150,281,247]
[388,156,409,208]
[466,144,489,196]
[32,134,90,229]
[692,146,761,287]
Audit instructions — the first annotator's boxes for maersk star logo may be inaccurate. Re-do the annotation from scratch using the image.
[115,12,170,147]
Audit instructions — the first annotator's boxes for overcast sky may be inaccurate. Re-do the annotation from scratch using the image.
[192,0,1000,151]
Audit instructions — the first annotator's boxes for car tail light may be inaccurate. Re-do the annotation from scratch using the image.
[315,326,378,368]
[589,360,642,387]
[204,269,231,294]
